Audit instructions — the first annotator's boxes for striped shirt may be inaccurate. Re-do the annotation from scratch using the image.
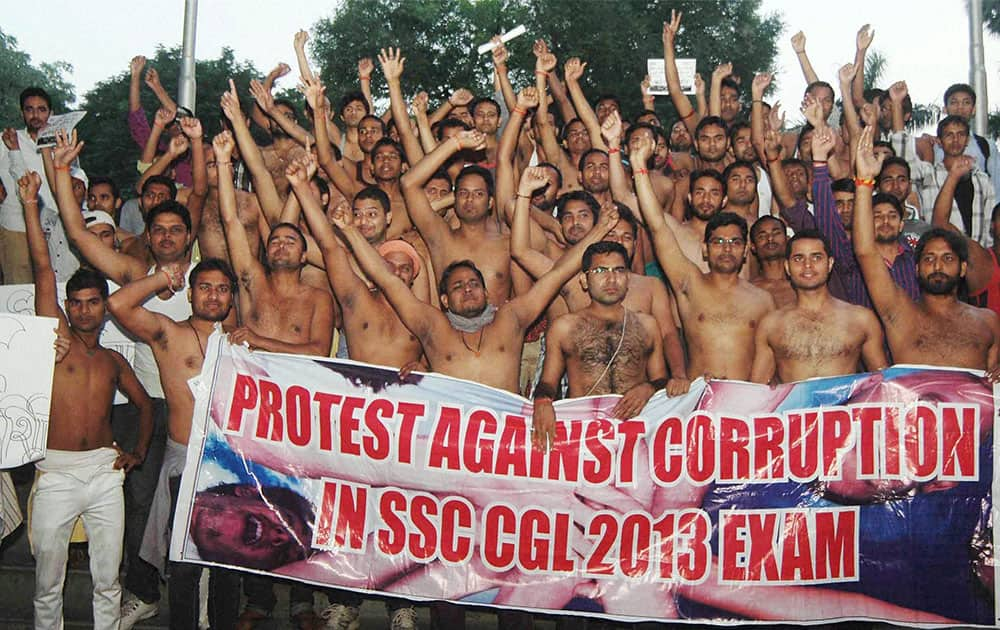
[780,164,920,309]
[892,131,995,247]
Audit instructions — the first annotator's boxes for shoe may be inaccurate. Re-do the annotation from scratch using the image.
[236,609,270,630]
[390,606,419,630]
[120,595,159,630]
[319,603,361,630]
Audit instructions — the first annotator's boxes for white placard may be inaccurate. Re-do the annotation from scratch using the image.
[647,58,696,96]
[0,313,57,468]
[36,111,88,148]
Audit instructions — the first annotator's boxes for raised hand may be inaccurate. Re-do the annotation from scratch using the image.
[269,62,292,79]
[453,129,487,151]
[948,155,976,179]
[293,29,309,51]
[130,55,147,76]
[52,129,84,168]
[249,79,275,113]
[767,102,784,133]
[515,86,539,111]
[411,91,429,115]
[220,79,242,122]
[179,116,203,139]
[2,128,19,151]
[855,125,885,180]
[532,39,550,58]
[536,51,557,74]
[751,72,772,100]
[160,262,187,292]
[856,24,874,50]
[153,106,176,129]
[662,9,683,49]
[800,94,824,128]
[491,37,509,68]
[790,31,806,54]
[838,63,857,85]
[712,61,734,82]
[888,80,908,103]
[298,76,325,110]
[597,202,620,233]
[285,153,315,186]
[518,166,549,195]
[601,110,623,147]
[167,133,190,157]
[811,125,836,162]
[563,57,587,82]
[378,47,405,82]
[641,74,652,97]
[694,72,705,95]
[859,102,878,129]
[212,130,235,161]
[449,88,473,107]
[357,57,374,78]
[17,171,42,203]
[763,128,783,162]
[330,198,353,230]
[628,130,654,164]
[144,67,162,90]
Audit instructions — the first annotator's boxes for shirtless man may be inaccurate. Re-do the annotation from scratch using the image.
[532,241,667,448]
[403,130,518,305]
[338,167,619,393]
[289,158,424,368]
[213,131,334,357]
[853,126,1000,370]
[633,136,775,382]
[749,215,795,308]
[751,229,887,384]
[511,193,686,388]
[21,171,152,630]
[107,257,241,629]
[534,51,588,193]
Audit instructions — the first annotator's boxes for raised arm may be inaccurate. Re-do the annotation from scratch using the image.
[563,57,608,151]
[378,47,424,165]
[136,133,188,193]
[140,107,174,165]
[534,51,570,175]
[708,62,733,118]
[533,39,576,124]
[19,172,64,325]
[694,73,707,118]
[789,32,819,84]
[640,75,655,112]
[411,91,437,154]
[180,117,208,235]
[144,67,178,113]
[304,78,357,200]
[212,130,264,285]
[510,167,561,280]
[750,72,772,162]
[631,134,700,290]
[401,130,486,248]
[251,63,292,132]
[497,87,538,213]
[507,187,621,329]
[293,30,316,82]
[358,57,376,114]
[837,64,861,141]
[51,131,143,284]
[106,265,181,344]
[931,155,995,293]
[662,10,699,133]
[602,111,637,209]
[491,39,517,113]
[852,126,911,321]
[249,79,313,146]
[220,79,283,225]
[333,210,446,342]
[128,56,146,113]
[851,25,875,110]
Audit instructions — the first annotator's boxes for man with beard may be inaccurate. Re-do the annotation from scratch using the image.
[670,119,693,154]
[693,115,731,172]
[729,121,773,216]
[751,229,887,384]
[876,157,931,246]
[212,132,334,357]
[854,126,1000,369]
[674,169,726,271]
[531,241,668,449]
[21,170,153,630]
[511,193,687,391]
[749,215,795,308]
[722,160,759,224]
[633,135,774,382]
[339,166,618,393]
[403,130,518,304]
[108,258,241,630]
[577,148,612,206]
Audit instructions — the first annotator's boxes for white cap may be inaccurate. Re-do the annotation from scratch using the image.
[82,210,116,230]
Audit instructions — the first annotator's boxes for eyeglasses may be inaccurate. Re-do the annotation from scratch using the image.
[708,237,745,248]
[586,266,628,275]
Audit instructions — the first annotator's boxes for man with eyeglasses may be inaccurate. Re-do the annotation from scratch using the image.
[531,240,668,447]
[633,136,775,382]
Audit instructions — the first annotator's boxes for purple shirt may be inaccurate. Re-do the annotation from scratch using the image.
[780,164,919,309]
[127,107,193,187]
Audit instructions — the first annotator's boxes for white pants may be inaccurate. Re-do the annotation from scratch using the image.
[31,448,125,630]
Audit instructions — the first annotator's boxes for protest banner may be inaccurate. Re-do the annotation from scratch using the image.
[172,335,997,625]
[0,314,57,469]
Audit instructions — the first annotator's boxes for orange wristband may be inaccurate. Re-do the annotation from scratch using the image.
[54,164,70,172]
[608,147,621,155]
[854,177,876,188]
[513,107,527,117]
[634,168,649,176]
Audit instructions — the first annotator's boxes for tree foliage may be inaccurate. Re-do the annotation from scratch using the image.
[311,0,782,123]
[76,46,260,198]
[0,28,75,124]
